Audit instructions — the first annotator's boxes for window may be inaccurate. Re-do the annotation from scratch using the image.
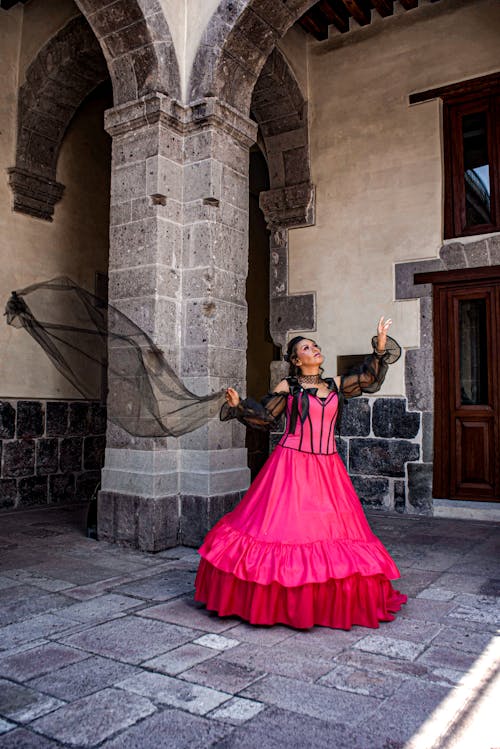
[410,73,500,239]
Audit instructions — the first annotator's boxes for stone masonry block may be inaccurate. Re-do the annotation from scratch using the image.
[395,259,443,300]
[350,475,390,508]
[349,438,419,477]
[146,155,183,200]
[184,160,223,203]
[339,398,370,437]
[0,401,15,439]
[69,402,92,436]
[406,348,433,412]
[372,399,420,439]
[18,475,48,506]
[407,462,433,515]
[46,402,68,437]
[17,401,44,438]
[394,479,406,514]
[0,478,17,508]
[84,436,106,471]
[49,474,76,504]
[36,439,59,475]
[422,411,433,462]
[60,437,83,472]
[2,440,35,478]
[464,238,489,267]
[111,162,147,205]
[109,265,180,301]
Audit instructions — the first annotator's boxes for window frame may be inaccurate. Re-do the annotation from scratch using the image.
[409,73,500,240]
[443,91,500,239]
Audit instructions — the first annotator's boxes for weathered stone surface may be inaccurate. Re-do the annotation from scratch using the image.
[35,439,59,475]
[16,402,44,439]
[339,398,370,437]
[407,462,433,514]
[395,258,443,300]
[49,474,75,503]
[464,237,490,267]
[59,437,83,473]
[440,242,466,269]
[0,728,59,747]
[0,480,17,509]
[30,687,156,746]
[45,401,68,437]
[118,671,231,715]
[18,477,48,506]
[60,616,198,664]
[394,479,406,513]
[0,678,64,723]
[0,643,87,682]
[102,707,230,749]
[29,656,140,701]
[68,402,92,436]
[240,673,379,725]
[349,439,419,477]
[350,475,389,508]
[180,492,242,547]
[83,436,106,470]
[0,402,15,439]
[421,411,433,462]
[2,440,35,478]
[372,399,420,439]
[405,347,433,412]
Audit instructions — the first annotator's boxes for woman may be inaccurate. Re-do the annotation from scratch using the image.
[195,317,407,630]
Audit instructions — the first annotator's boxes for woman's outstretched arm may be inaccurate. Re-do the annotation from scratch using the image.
[338,317,401,399]
[220,380,289,430]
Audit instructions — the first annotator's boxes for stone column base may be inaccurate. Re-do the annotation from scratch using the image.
[179,491,244,547]
[97,491,180,552]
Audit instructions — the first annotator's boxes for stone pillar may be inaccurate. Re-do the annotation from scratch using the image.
[97,93,256,551]
[178,98,257,546]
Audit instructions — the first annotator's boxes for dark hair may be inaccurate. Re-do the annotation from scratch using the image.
[284,336,324,378]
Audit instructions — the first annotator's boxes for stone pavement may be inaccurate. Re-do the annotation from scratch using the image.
[0,504,498,749]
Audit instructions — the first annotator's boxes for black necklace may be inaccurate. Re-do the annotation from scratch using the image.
[298,374,323,385]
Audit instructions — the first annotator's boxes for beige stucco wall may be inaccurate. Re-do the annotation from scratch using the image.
[0,5,110,399]
[287,0,500,396]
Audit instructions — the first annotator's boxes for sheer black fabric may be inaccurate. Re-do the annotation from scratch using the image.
[220,336,401,432]
[5,277,224,437]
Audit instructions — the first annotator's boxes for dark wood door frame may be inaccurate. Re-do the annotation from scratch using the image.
[415,265,500,502]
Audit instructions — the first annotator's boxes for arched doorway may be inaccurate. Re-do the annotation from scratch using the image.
[246,145,273,479]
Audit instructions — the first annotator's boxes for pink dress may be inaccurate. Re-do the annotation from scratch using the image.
[195,348,407,630]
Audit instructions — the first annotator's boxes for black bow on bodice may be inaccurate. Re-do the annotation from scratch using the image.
[287,377,338,434]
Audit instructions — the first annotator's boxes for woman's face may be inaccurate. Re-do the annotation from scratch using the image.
[294,339,324,368]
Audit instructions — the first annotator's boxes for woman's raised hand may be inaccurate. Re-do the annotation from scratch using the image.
[376,316,392,352]
[225,387,240,408]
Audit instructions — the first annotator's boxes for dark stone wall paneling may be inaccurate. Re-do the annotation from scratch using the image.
[0,399,106,510]
[350,438,420,478]
[372,398,420,439]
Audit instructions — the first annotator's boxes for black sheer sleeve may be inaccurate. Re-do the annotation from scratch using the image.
[220,392,288,431]
[340,335,401,400]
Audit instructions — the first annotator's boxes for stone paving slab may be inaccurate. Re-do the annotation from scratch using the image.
[30,687,156,747]
[0,678,65,723]
[117,671,231,715]
[27,656,141,701]
[137,595,240,633]
[59,616,201,664]
[100,707,232,749]
[239,673,380,725]
[0,642,88,682]
[0,504,497,749]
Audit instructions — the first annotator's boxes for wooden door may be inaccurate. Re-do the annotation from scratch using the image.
[434,275,500,501]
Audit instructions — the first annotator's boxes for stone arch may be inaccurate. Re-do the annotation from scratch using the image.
[74,0,181,105]
[188,0,317,113]
[8,15,110,220]
[251,47,315,351]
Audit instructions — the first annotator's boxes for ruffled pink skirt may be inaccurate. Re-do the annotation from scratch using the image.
[195,445,406,629]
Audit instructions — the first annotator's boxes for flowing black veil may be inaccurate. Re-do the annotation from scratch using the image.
[5,277,224,437]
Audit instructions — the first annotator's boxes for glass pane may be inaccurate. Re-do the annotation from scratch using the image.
[462,111,491,226]
[459,299,488,405]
